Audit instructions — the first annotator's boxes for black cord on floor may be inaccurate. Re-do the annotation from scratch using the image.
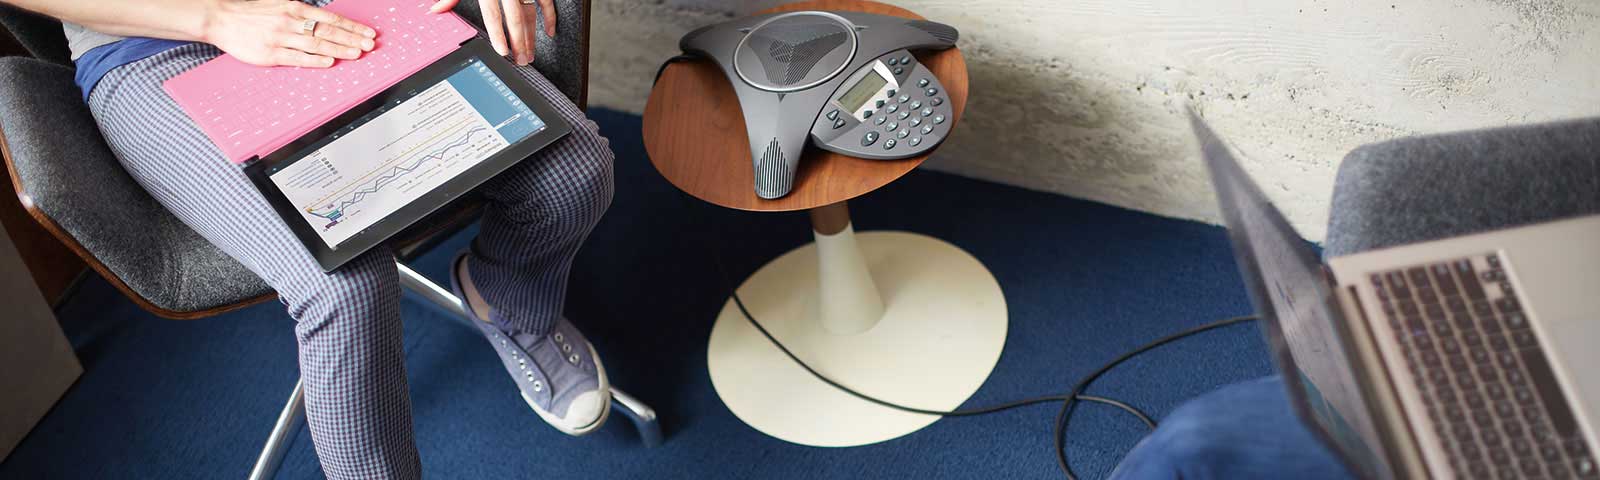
[655,53,1260,480]
[709,251,1256,479]
[724,283,1155,426]
[1046,314,1258,479]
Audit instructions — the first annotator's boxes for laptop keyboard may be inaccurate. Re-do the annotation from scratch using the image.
[1373,253,1597,479]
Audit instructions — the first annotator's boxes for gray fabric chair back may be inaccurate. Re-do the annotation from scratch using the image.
[0,5,71,66]
[1327,117,1600,257]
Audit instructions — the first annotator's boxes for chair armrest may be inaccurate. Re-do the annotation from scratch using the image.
[451,0,590,108]
[0,57,267,315]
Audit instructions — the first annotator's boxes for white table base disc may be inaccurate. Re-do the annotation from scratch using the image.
[706,231,1008,447]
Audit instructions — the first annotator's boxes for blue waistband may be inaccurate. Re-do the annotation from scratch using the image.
[74,37,192,101]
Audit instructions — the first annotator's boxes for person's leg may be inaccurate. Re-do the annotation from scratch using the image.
[439,0,611,336]
[1108,376,1354,480]
[87,44,421,479]
[466,62,614,337]
[426,0,616,435]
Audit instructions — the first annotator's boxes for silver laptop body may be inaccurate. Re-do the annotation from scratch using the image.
[1192,111,1600,480]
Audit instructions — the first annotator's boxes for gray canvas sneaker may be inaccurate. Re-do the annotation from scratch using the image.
[450,253,611,435]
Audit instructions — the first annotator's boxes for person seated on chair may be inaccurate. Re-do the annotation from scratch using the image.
[2,0,612,477]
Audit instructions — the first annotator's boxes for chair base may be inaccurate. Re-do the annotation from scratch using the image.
[247,260,662,480]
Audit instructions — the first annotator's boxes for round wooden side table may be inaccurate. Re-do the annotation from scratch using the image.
[643,0,1006,448]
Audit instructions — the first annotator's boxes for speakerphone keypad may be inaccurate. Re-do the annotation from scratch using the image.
[815,49,951,160]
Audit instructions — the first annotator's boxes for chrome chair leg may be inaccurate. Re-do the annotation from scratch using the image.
[395,262,663,447]
[248,379,305,480]
[609,388,662,448]
[246,263,665,479]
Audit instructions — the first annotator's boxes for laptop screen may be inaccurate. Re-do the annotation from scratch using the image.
[265,56,547,248]
[1190,111,1393,478]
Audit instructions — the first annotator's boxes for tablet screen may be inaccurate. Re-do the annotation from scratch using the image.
[266,56,546,248]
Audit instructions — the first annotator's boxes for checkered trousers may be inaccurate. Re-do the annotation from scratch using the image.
[85,34,614,480]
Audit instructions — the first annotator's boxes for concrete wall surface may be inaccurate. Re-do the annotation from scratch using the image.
[588,0,1600,240]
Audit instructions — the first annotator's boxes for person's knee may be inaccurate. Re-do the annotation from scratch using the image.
[1114,408,1240,480]
[560,118,616,220]
[274,252,401,338]
[1114,377,1350,480]
[510,119,615,229]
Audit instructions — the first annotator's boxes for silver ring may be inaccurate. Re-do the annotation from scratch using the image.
[518,0,536,4]
[298,18,319,36]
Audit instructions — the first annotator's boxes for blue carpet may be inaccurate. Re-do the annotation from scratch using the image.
[0,108,1274,479]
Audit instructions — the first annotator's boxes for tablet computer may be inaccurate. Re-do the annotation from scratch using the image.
[245,38,571,272]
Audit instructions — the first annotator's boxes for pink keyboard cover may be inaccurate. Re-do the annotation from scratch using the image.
[163,0,478,163]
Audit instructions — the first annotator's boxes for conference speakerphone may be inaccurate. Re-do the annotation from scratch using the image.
[678,11,960,199]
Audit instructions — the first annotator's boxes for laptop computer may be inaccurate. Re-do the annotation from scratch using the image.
[1192,110,1600,479]
[164,0,571,271]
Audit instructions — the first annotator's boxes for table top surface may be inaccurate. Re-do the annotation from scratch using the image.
[641,0,969,212]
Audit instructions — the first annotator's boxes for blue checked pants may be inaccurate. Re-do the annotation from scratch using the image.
[85,40,613,480]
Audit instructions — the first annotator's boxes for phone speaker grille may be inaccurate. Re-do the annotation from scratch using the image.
[748,23,848,86]
[753,137,793,198]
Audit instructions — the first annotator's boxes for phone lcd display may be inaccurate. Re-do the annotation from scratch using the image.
[837,70,888,112]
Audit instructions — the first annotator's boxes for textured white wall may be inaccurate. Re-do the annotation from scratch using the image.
[588,0,1600,240]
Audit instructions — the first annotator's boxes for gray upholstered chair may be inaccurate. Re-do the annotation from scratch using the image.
[0,2,660,478]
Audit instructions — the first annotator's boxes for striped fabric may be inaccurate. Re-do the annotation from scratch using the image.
[84,28,614,480]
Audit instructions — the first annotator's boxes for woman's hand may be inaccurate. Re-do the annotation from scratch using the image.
[201,0,377,68]
[429,0,556,66]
